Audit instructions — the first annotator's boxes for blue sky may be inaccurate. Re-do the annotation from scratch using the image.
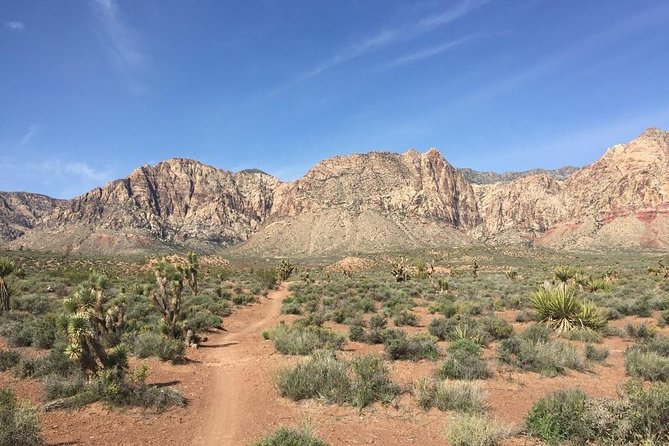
[1,0,669,198]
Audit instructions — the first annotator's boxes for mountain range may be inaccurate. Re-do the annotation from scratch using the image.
[1,128,668,256]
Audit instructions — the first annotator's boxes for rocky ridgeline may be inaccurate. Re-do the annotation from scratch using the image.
[2,128,668,254]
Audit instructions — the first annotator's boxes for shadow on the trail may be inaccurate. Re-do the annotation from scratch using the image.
[152,380,182,388]
[199,341,239,349]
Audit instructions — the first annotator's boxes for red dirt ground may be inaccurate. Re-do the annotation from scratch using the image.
[0,285,650,445]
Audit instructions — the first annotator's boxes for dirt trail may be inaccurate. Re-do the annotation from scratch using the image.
[195,284,290,446]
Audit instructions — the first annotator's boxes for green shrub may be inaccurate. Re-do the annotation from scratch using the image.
[498,336,584,376]
[281,297,302,315]
[445,413,510,446]
[0,389,44,446]
[270,324,346,355]
[561,328,603,344]
[384,332,438,361]
[393,310,419,327]
[585,343,609,362]
[428,317,455,340]
[437,340,490,380]
[250,425,329,446]
[349,355,400,409]
[521,323,551,344]
[131,332,186,364]
[255,269,278,290]
[275,350,351,404]
[526,389,588,445]
[275,351,398,409]
[527,383,669,445]
[626,323,656,340]
[625,349,669,381]
[0,349,21,371]
[415,379,487,413]
[368,314,388,330]
[43,372,86,400]
[474,316,514,342]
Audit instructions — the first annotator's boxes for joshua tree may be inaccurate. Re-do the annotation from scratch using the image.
[149,260,184,338]
[391,258,410,282]
[276,259,295,282]
[60,276,127,375]
[185,251,199,294]
[0,257,15,313]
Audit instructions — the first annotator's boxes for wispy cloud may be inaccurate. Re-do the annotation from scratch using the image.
[418,0,487,28]
[0,158,116,198]
[296,0,488,81]
[19,125,40,146]
[5,21,25,31]
[462,3,669,104]
[89,0,147,92]
[382,35,477,69]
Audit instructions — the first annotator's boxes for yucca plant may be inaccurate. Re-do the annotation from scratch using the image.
[530,285,605,333]
[453,324,486,346]
[0,257,15,313]
[553,265,581,283]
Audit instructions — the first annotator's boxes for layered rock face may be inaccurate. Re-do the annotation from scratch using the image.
[271,149,479,226]
[3,128,669,255]
[0,192,63,242]
[13,159,279,253]
[238,149,479,255]
[474,128,669,249]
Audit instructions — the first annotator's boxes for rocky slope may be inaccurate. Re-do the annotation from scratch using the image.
[11,159,279,254]
[237,149,479,255]
[475,128,669,249]
[460,166,578,184]
[0,192,63,242]
[2,128,669,255]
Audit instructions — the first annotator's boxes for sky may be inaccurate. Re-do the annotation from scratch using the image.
[1,0,669,198]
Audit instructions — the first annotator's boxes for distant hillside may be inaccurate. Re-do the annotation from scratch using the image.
[0,192,64,242]
[459,166,578,184]
[2,128,669,255]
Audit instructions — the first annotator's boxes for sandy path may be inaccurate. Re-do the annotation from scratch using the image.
[195,284,290,446]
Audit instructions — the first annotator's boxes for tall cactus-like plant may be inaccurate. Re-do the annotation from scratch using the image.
[0,257,15,313]
[59,275,127,375]
[149,260,184,339]
[185,251,199,295]
[276,259,295,282]
[391,258,410,282]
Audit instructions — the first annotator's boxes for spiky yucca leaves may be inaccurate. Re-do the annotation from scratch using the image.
[276,259,295,282]
[530,285,606,333]
[149,260,184,339]
[553,265,582,283]
[59,274,127,375]
[0,257,15,313]
[185,251,199,294]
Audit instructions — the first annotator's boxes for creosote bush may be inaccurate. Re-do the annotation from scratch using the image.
[414,378,487,413]
[526,382,669,445]
[268,323,346,355]
[130,331,186,364]
[384,332,439,361]
[445,413,510,446]
[526,389,588,445]
[438,339,490,380]
[0,389,44,446]
[498,326,585,376]
[275,350,399,410]
[250,425,329,446]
